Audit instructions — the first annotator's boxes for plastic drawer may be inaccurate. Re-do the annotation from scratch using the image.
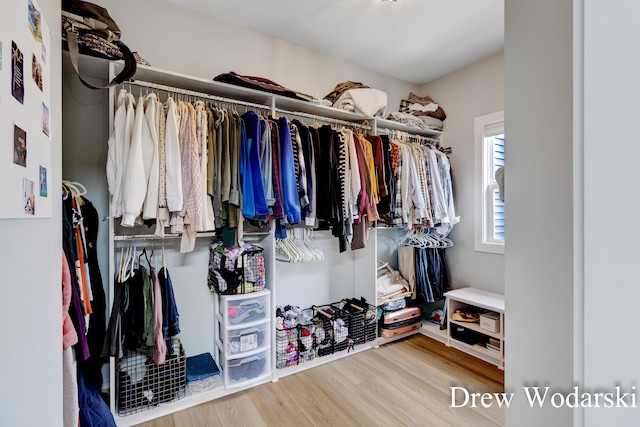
[218,290,270,328]
[223,323,268,356]
[224,349,270,388]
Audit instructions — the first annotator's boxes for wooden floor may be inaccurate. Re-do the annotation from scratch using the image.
[134,334,504,427]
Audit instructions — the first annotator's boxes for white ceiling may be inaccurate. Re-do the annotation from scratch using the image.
[164,0,504,85]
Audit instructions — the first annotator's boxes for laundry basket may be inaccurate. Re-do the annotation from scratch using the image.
[116,338,186,416]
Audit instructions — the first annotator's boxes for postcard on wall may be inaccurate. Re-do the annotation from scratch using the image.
[27,0,42,43]
[31,52,42,91]
[42,102,49,138]
[11,41,24,104]
[23,177,35,215]
[39,166,47,197]
[13,124,27,167]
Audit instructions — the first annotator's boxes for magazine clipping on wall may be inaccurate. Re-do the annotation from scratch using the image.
[0,0,52,218]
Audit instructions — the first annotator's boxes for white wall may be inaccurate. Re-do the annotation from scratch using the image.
[0,0,62,426]
[504,0,576,425]
[583,1,640,425]
[99,0,419,113]
[420,52,505,294]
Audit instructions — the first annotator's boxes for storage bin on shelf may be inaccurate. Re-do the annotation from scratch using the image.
[312,304,351,356]
[117,338,186,416]
[222,323,268,356]
[275,307,315,368]
[218,290,270,327]
[208,242,266,295]
[185,352,220,394]
[216,289,272,388]
[224,349,271,388]
[330,299,377,346]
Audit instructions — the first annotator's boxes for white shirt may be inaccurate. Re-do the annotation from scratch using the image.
[142,93,160,220]
[121,95,153,227]
[106,90,135,218]
[164,97,183,213]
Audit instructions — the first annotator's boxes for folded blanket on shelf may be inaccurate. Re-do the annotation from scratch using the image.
[333,88,387,117]
[399,92,447,120]
[213,71,314,101]
[386,111,430,130]
[419,115,444,131]
[377,264,410,300]
[324,80,370,104]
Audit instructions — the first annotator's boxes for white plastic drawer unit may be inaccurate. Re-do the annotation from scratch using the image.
[220,322,269,356]
[224,349,271,388]
[218,289,270,328]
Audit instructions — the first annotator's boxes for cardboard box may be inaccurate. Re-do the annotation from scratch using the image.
[479,312,500,333]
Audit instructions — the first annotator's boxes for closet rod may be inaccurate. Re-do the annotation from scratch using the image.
[377,128,441,145]
[123,79,271,112]
[274,107,371,130]
[114,231,270,241]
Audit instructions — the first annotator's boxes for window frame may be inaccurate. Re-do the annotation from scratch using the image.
[474,110,505,254]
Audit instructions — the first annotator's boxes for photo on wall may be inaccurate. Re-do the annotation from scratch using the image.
[0,0,52,219]
[42,102,49,137]
[11,41,24,104]
[39,166,47,197]
[31,52,42,91]
[27,0,42,42]
[13,124,27,167]
[23,177,34,215]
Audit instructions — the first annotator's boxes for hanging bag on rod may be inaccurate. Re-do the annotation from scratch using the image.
[61,0,137,90]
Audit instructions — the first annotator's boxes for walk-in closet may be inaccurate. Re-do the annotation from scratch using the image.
[10,1,631,427]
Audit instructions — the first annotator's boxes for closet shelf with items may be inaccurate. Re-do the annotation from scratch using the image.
[74,52,457,425]
[444,287,505,369]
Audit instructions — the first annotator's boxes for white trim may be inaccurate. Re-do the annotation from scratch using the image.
[474,110,505,254]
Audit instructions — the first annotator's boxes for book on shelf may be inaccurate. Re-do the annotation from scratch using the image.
[486,343,501,353]
[488,337,501,348]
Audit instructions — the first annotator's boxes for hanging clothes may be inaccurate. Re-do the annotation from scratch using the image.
[106,89,135,218]
[78,197,108,391]
[240,110,269,219]
[62,191,90,362]
[159,267,181,355]
[277,116,301,225]
[105,87,458,255]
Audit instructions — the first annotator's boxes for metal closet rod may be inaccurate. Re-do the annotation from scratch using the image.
[274,107,371,130]
[113,231,269,241]
[378,128,442,145]
[123,79,271,112]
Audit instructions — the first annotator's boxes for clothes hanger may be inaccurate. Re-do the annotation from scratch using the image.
[117,245,126,283]
[61,180,87,198]
[129,244,138,276]
[275,238,294,262]
[121,243,134,282]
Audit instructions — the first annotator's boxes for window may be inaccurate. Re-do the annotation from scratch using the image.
[474,111,505,254]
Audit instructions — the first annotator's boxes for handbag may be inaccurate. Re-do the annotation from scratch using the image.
[61,0,136,90]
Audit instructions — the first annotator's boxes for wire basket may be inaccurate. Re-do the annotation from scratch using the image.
[332,299,377,347]
[275,324,300,368]
[276,311,316,369]
[208,243,266,295]
[117,338,186,416]
[312,304,351,356]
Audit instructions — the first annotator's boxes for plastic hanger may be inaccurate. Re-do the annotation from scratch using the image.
[117,245,126,282]
[120,243,134,282]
